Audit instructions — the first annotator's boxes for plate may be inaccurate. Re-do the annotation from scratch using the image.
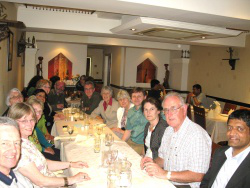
[220,114,229,117]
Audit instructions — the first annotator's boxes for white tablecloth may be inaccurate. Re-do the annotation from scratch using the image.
[206,114,228,143]
[62,129,176,188]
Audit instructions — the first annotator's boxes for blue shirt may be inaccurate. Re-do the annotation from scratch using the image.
[126,106,148,144]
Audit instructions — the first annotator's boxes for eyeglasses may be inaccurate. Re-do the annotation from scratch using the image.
[163,105,183,115]
[0,140,21,148]
[10,95,23,100]
[17,119,36,124]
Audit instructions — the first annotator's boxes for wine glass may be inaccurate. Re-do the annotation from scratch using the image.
[107,149,118,166]
[96,126,103,137]
[67,125,74,141]
[105,134,114,149]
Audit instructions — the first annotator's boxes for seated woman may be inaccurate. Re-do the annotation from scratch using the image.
[27,96,60,161]
[2,88,23,116]
[91,86,119,128]
[8,102,90,187]
[33,89,55,141]
[35,79,64,133]
[142,97,168,159]
[112,89,134,138]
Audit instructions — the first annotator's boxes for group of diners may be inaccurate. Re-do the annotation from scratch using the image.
[1,75,250,187]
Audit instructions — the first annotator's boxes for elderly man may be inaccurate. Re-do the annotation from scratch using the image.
[0,117,33,187]
[141,92,211,188]
[122,87,148,155]
[81,81,102,114]
[48,81,68,111]
[186,84,208,108]
[2,88,23,116]
[201,109,250,188]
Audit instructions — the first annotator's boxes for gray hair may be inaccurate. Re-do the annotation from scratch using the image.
[117,89,130,101]
[6,88,22,106]
[101,86,113,96]
[26,95,44,110]
[162,91,185,107]
[84,81,95,88]
[0,117,19,131]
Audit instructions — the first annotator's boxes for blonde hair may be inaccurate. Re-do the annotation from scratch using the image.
[8,102,37,122]
[36,79,52,89]
[117,89,130,101]
[26,95,44,110]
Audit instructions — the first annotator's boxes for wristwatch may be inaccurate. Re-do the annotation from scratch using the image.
[166,171,171,180]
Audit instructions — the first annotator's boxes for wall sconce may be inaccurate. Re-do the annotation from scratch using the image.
[17,33,36,56]
[222,47,239,70]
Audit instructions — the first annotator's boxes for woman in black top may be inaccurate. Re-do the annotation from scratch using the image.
[142,97,168,159]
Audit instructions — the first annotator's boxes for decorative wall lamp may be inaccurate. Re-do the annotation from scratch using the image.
[222,47,239,70]
[17,33,36,56]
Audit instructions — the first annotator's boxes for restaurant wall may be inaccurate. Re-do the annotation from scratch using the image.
[188,34,250,104]
[0,2,24,114]
[36,41,87,80]
[87,48,103,80]
[124,47,170,88]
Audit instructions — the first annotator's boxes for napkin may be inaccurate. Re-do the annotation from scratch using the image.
[207,110,214,118]
[54,135,76,140]
[74,134,88,142]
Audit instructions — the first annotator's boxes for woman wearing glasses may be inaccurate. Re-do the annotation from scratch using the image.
[142,97,168,159]
[27,96,60,161]
[8,102,90,187]
[2,88,24,116]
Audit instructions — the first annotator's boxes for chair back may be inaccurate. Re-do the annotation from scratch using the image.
[187,104,192,121]
[193,106,206,129]
[239,106,250,110]
[222,103,237,114]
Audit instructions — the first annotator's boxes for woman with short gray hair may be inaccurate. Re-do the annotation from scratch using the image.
[2,88,23,116]
[91,86,119,128]
[112,90,134,138]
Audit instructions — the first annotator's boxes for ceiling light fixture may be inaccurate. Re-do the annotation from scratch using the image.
[130,28,136,31]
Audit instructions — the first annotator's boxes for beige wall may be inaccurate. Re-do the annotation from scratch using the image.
[0,2,24,114]
[87,48,103,79]
[124,47,170,88]
[36,41,87,79]
[188,34,250,103]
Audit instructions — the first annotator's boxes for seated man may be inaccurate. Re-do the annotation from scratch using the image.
[141,92,211,188]
[201,109,250,188]
[147,79,166,102]
[48,81,68,111]
[186,84,208,108]
[0,117,33,187]
[81,81,102,115]
[122,87,148,155]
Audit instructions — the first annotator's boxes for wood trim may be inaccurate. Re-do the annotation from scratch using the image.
[110,85,250,108]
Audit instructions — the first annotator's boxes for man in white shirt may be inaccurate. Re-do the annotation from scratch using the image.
[0,117,33,188]
[141,92,211,188]
[201,109,250,188]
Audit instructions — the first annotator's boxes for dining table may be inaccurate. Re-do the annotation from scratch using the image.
[51,114,176,188]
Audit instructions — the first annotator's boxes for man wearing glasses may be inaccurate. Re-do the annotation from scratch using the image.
[81,81,102,115]
[141,92,211,188]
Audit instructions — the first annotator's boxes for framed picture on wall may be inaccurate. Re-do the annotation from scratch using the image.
[7,31,13,71]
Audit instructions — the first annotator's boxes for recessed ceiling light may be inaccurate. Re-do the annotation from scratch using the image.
[201,36,206,39]
[130,28,136,31]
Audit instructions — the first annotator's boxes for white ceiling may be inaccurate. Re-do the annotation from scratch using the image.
[3,0,250,47]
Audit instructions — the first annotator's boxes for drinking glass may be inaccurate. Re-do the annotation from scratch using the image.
[96,126,103,137]
[94,137,101,153]
[107,149,118,166]
[105,134,114,149]
[64,109,69,121]
[79,111,84,120]
[67,125,74,141]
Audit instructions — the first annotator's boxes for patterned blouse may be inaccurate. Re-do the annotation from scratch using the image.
[16,138,54,181]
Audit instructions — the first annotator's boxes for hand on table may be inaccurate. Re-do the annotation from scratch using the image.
[54,113,65,120]
[44,147,55,155]
[57,104,64,109]
[69,172,91,185]
[140,157,153,170]
[45,134,54,141]
[70,161,89,168]
[144,162,167,179]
